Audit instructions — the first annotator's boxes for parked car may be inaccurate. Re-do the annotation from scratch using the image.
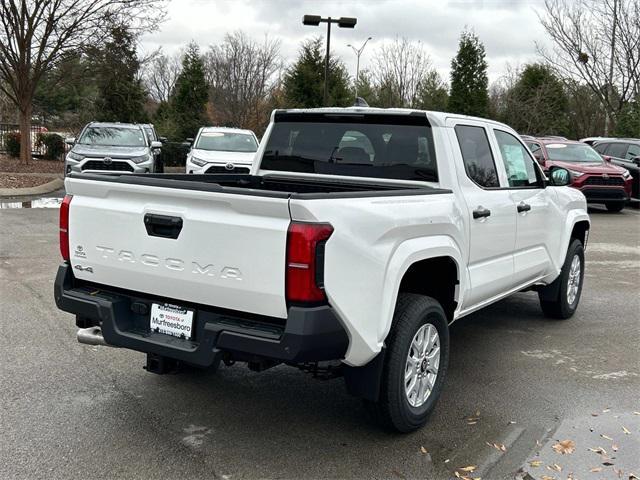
[524,137,632,212]
[139,123,166,173]
[64,122,162,175]
[592,138,640,207]
[185,127,259,174]
[580,136,615,146]
[55,108,590,432]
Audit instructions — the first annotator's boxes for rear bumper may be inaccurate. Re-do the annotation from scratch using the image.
[54,264,348,366]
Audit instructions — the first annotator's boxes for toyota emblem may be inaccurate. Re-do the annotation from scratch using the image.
[602,173,609,179]
[225,163,235,171]
[103,157,113,165]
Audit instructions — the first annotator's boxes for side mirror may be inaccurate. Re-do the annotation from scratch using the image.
[158,136,167,143]
[65,137,75,145]
[632,156,640,166]
[549,167,571,186]
[151,140,162,149]
[186,137,194,145]
[603,155,611,162]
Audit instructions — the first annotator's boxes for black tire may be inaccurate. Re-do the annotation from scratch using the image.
[366,293,449,433]
[605,201,625,212]
[538,239,585,319]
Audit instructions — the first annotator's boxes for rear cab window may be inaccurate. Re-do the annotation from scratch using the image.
[260,112,438,183]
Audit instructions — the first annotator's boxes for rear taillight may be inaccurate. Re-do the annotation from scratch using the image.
[59,195,72,260]
[286,222,333,304]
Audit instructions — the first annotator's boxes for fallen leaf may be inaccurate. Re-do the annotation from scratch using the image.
[603,461,615,466]
[420,446,428,454]
[622,426,631,435]
[492,443,507,452]
[508,420,517,425]
[591,413,599,417]
[630,473,639,480]
[590,467,603,473]
[454,471,461,479]
[552,440,576,455]
[589,446,608,456]
[467,420,478,425]
[458,466,477,472]
[541,475,555,480]
[603,408,611,413]
[529,459,543,467]
[601,434,614,441]
[444,459,450,463]
[633,411,640,416]
[547,463,562,472]
[612,443,619,452]
[613,467,623,478]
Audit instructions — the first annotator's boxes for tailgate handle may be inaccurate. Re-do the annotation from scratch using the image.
[144,213,183,239]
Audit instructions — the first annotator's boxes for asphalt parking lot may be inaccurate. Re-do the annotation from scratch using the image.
[0,199,638,480]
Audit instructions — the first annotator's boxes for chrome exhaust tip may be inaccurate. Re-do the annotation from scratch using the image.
[77,326,113,347]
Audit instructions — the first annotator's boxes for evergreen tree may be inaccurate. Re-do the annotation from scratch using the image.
[448,30,489,117]
[502,63,569,135]
[283,37,351,108]
[615,96,640,137]
[91,24,147,123]
[416,70,449,111]
[170,42,209,140]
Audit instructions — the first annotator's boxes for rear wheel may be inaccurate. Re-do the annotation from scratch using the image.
[538,239,584,319]
[366,293,449,432]
[605,201,625,212]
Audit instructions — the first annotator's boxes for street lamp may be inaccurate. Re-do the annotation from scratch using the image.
[302,15,357,106]
[347,37,372,99]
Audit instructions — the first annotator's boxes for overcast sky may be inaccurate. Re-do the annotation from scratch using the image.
[140,0,553,84]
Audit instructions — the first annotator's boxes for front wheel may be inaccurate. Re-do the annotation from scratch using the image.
[366,293,449,432]
[605,201,625,212]
[538,239,585,319]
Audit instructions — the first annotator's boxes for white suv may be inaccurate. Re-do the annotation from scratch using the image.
[65,122,162,175]
[185,127,259,174]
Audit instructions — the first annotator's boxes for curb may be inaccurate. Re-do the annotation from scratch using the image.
[0,176,64,197]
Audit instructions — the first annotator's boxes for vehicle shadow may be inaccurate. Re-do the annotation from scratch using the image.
[95,292,565,478]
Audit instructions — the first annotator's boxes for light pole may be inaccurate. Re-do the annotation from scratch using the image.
[303,15,357,106]
[347,37,372,99]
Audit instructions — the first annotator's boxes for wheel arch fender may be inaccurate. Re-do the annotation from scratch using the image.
[377,235,466,345]
[556,211,590,270]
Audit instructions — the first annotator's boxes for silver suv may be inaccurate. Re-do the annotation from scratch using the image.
[65,122,162,175]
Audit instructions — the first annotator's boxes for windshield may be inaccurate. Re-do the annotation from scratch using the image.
[545,143,603,163]
[261,116,438,182]
[78,127,146,147]
[195,132,257,152]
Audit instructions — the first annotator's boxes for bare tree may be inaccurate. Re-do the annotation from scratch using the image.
[143,49,182,103]
[372,37,432,108]
[204,31,281,131]
[537,0,640,135]
[0,0,165,162]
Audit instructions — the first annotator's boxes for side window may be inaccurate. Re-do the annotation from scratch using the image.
[454,125,499,188]
[494,130,543,188]
[626,144,640,159]
[606,143,628,159]
[593,142,608,154]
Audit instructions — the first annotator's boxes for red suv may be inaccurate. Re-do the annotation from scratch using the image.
[523,137,633,212]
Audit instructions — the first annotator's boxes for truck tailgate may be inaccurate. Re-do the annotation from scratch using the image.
[66,177,290,319]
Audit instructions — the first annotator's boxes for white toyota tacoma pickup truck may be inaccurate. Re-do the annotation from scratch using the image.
[55,108,590,432]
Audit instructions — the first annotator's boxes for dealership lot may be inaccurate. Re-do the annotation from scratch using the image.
[0,202,638,479]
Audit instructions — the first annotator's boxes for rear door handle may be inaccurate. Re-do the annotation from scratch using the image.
[144,213,183,239]
[472,206,491,219]
[517,202,532,213]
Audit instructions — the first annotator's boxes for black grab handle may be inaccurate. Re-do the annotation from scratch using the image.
[144,213,183,239]
[472,207,491,219]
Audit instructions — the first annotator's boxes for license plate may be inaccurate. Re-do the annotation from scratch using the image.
[150,303,194,340]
